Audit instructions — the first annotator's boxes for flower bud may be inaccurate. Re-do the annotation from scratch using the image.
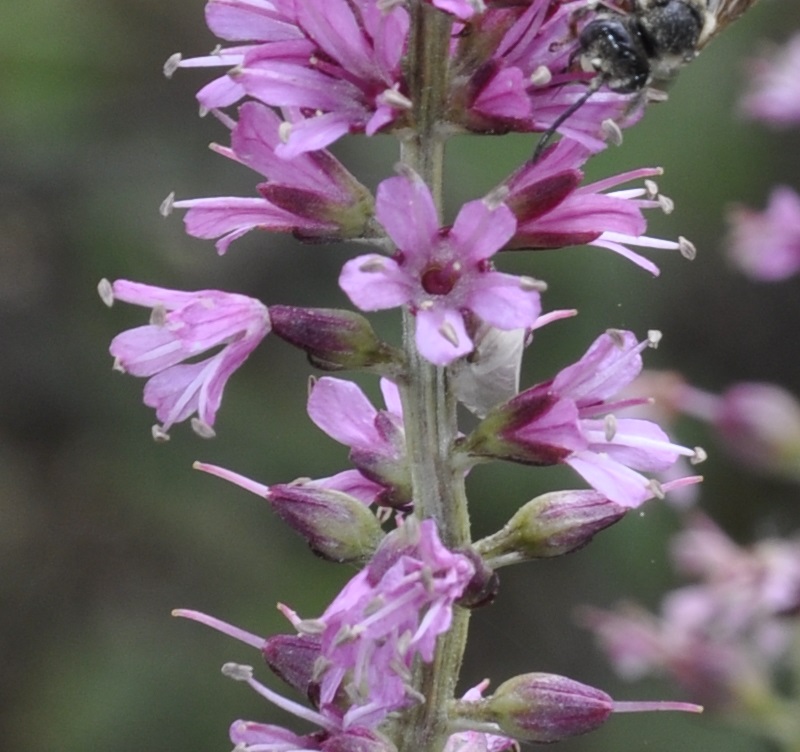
[456,547,500,608]
[459,672,702,743]
[269,305,403,374]
[267,482,385,563]
[481,673,614,742]
[475,491,627,564]
[262,633,321,700]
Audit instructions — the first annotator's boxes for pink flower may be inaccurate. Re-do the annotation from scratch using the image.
[101,279,269,438]
[170,102,373,254]
[170,0,411,156]
[505,139,688,276]
[463,330,699,507]
[452,0,639,149]
[302,517,475,727]
[339,173,542,366]
[307,376,411,507]
[740,34,800,126]
[175,517,475,730]
[727,186,800,281]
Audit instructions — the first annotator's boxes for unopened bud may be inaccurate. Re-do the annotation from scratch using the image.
[267,482,385,563]
[460,673,702,743]
[269,305,403,374]
[456,547,499,608]
[262,633,321,700]
[449,673,615,743]
[475,491,627,564]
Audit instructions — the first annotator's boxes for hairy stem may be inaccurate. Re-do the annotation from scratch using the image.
[396,5,471,752]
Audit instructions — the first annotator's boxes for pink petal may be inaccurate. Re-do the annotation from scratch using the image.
[415,307,473,365]
[339,254,413,311]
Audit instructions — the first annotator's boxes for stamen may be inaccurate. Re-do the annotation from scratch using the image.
[278,121,293,144]
[380,86,413,110]
[647,330,662,348]
[159,192,175,217]
[360,258,386,273]
[601,119,623,146]
[439,321,460,347]
[191,418,217,439]
[519,275,547,292]
[658,194,675,214]
[151,424,171,442]
[222,662,254,681]
[690,446,708,465]
[644,180,659,199]
[97,278,114,307]
[530,66,552,86]
[604,414,618,441]
[678,236,697,260]
[163,53,182,78]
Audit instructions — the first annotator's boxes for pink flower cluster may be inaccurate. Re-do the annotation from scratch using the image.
[101,0,716,749]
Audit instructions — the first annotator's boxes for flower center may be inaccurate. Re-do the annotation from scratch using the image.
[420,261,461,296]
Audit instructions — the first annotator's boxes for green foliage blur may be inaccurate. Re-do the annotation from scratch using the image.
[1,1,798,751]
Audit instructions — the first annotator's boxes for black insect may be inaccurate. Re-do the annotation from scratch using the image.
[533,0,760,160]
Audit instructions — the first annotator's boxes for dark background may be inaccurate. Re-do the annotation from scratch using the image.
[1,1,799,750]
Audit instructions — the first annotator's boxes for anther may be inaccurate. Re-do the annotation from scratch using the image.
[97,278,114,307]
[163,53,182,79]
[647,330,662,348]
[530,66,552,86]
[359,258,386,273]
[222,663,254,681]
[644,180,659,199]
[278,121,293,144]
[191,418,217,439]
[601,119,623,146]
[690,446,707,465]
[151,424,171,442]
[519,275,547,292]
[647,478,665,499]
[658,194,675,214]
[149,304,167,327]
[159,192,175,217]
[678,236,697,260]
[439,321,460,347]
[606,328,626,347]
[604,414,618,442]
[380,86,413,110]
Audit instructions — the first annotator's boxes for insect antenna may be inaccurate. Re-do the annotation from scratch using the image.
[532,77,603,162]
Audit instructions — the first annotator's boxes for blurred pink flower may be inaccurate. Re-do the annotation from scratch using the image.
[741,35,800,126]
[727,186,800,281]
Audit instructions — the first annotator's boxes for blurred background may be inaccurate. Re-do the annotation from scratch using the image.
[2,1,799,751]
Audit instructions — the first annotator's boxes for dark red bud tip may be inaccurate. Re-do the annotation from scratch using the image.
[262,633,321,699]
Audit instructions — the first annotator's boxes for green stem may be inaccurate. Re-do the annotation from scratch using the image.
[394,5,471,752]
